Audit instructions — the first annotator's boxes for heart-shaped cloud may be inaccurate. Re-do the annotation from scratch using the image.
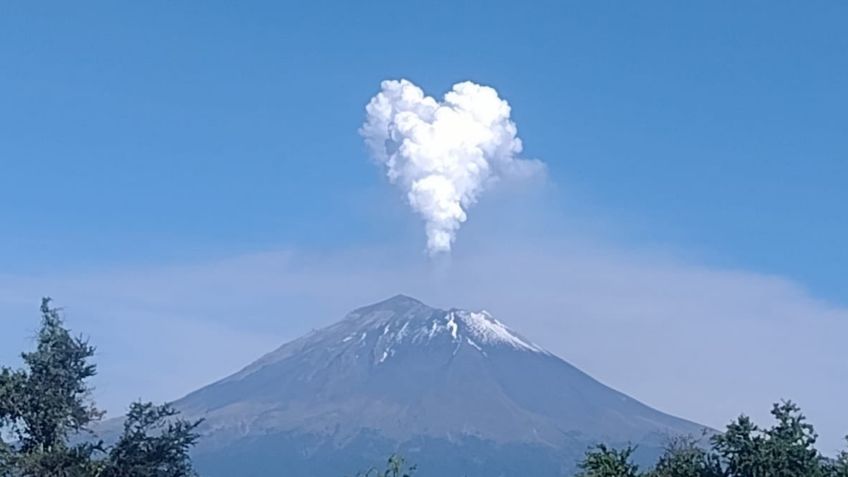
[361,79,544,255]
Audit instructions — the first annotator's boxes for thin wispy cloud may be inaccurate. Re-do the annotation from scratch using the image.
[1,226,845,451]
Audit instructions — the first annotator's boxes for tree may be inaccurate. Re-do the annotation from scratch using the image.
[577,444,641,477]
[764,401,825,477]
[828,437,848,477]
[0,298,201,477]
[99,402,201,477]
[650,436,722,477]
[0,298,104,476]
[713,400,827,477]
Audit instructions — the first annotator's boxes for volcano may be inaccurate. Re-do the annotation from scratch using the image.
[162,295,707,476]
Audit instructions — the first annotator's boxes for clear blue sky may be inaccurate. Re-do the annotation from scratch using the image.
[2,1,848,450]
[1,1,845,302]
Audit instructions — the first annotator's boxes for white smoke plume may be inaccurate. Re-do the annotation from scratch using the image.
[360,79,544,255]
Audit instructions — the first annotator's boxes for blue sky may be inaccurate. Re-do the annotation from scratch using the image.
[1,1,847,450]
[2,1,846,299]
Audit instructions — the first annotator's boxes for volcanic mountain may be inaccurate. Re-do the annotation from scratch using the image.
[162,295,707,476]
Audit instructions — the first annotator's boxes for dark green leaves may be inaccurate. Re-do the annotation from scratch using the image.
[651,436,722,477]
[13,298,102,452]
[578,444,640,477]
[99,402,202,477]
[713,401,827,477]
[0,298,200,477]
[830,437,848,477]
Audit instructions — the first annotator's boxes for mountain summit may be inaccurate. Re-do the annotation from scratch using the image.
[168,295,706,476]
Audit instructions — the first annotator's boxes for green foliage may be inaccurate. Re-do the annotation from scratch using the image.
[0,298,104,476]
[828,437,848,477]
[650,436,722,477]
[6,298,101,448]
[10,442,103,477]
[572,400,847,477]
[0,298,201,477]
[99,402,202,477]
[713,400,826,477]
[577,444,640,477]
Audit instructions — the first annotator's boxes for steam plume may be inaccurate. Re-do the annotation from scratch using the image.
[361,79,544,254]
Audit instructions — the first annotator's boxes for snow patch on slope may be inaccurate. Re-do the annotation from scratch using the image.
[446,313,459,339]
[383,310,545,360]
[348,302,546,365]
[456,310,545,353]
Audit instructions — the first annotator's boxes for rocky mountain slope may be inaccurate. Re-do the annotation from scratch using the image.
[150,295,708,476]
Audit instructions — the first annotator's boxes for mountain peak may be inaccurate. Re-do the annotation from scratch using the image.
[368,294,427,310]
[340,295,545,356]
[346,294,436,319]
[171,295,709,477]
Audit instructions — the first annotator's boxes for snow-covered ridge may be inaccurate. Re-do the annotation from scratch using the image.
[453,310,545,353]
[339,305,547,362]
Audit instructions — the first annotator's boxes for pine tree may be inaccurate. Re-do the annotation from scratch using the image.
[99,402,201,477]
[713,400,827,477]
[0,298,201,477]
[0,298,103,476]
